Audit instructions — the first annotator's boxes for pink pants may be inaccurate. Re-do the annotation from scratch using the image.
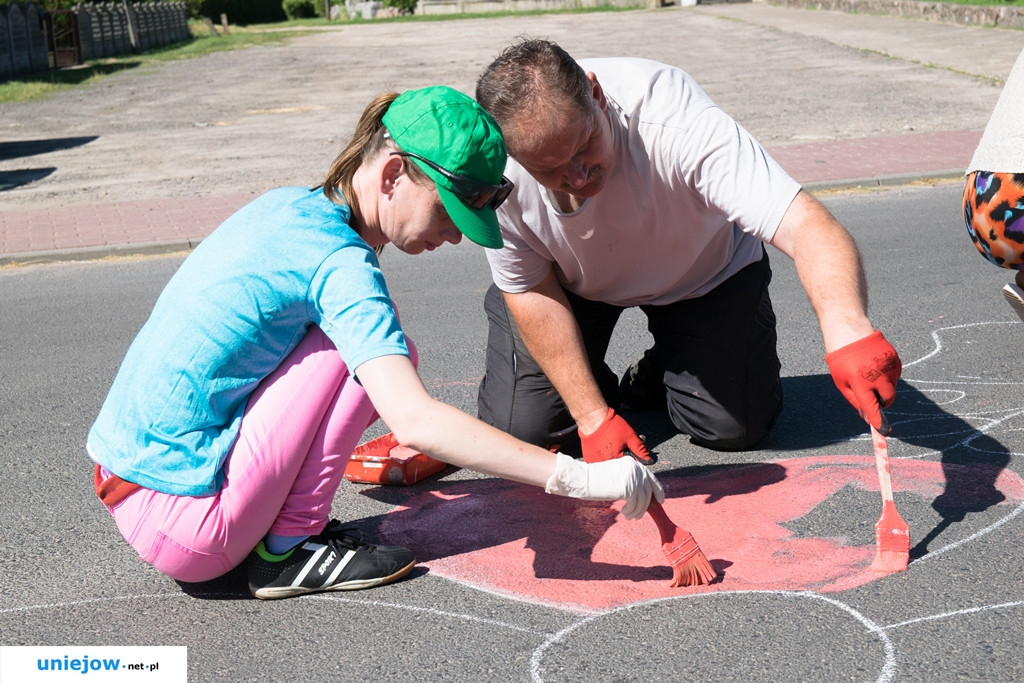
[101,326,409,583]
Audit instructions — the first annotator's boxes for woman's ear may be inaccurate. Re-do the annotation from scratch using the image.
[380,154,405,197]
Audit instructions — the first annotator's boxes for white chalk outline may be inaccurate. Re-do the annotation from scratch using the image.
[0,592,535,636]
[910,498,1024,565]
[902,321,1021,369]
[528,590,896,683]
[3,587,1023,683]
[882,601,1024,630]
[309,594,549,635]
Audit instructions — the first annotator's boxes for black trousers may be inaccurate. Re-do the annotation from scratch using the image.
[476,251,783,452]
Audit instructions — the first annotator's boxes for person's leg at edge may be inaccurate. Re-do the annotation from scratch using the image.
[645,251,782,451]
[476,283,622,452]
[963,171,1024,321]
[104,326,379,583]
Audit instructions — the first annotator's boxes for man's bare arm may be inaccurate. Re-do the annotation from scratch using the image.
[503,269,609,435]
[769,189,875,352]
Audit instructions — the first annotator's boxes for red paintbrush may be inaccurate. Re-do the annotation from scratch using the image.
[646,499,716,587]
[867,422,910,572]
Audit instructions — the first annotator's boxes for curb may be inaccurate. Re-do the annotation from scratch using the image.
[0,172,967,268]
[0,240,197,268]
[803,168,965,192]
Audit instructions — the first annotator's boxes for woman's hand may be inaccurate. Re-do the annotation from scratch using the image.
[544,452,665,519]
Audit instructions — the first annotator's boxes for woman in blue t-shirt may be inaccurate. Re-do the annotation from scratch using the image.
[87,86,663,600]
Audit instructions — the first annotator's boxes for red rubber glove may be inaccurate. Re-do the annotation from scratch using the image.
[580,408,652,464]
[824,330,902,434]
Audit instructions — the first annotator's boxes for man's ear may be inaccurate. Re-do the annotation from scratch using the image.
[586,72,607,111]
[380,154,405,197]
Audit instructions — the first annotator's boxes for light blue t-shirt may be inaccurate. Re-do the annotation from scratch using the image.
[87,187,409,496]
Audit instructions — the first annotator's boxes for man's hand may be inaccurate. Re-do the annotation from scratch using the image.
[580,408,653,463]
[824,330,901,434]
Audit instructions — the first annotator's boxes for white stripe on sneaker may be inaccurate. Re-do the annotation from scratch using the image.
[323,549,357,586]
[292,542,328,589]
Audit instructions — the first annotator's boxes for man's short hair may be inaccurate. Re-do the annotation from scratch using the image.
[475,37,592,131]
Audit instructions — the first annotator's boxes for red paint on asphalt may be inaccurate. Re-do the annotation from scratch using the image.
[378,456,1024,611]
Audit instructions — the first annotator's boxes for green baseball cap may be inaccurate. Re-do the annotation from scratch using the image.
[382,86,509,249]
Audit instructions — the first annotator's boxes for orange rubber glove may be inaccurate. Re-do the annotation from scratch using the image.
[824,330,902,435]
[580,408,652,464]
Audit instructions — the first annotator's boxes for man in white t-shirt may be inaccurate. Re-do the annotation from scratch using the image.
[472,38,902,462]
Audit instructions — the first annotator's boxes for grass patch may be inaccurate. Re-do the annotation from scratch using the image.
[0,21,312,103]
[266,2,640,25]
[930,0,1024,5]
[0,61,142,102]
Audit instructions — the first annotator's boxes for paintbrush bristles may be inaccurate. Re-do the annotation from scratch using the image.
[868,501,910,572]
[667,546,716,587]
[646,500,717,587]
[868,550,909,573]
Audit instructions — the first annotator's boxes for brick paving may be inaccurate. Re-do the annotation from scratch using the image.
[0,193,256,259]
[768,129,979,186]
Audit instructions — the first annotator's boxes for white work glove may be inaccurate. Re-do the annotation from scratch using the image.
[544,452,665,520]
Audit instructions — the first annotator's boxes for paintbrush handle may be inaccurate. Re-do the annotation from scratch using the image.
[646,499,675,545]
[871,426,895,503]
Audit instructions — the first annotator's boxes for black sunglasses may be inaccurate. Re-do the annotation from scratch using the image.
[390,152,513,211]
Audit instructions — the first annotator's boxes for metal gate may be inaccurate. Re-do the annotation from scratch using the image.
[43,10,80,69]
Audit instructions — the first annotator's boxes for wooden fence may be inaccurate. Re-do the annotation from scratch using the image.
[0,2,190,82]
[0,3,49,81]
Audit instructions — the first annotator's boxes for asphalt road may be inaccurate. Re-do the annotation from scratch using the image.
[3,180,1024,681]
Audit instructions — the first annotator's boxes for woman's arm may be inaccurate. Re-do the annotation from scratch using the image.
[354,354,663,516]
[356,354,555,485]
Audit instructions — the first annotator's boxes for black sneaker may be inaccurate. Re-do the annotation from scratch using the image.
[618,346,666,410]
[247,520,415,600]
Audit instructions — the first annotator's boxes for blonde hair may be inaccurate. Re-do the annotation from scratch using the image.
[322,91,430,238]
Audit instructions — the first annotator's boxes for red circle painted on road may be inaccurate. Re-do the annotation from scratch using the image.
[378,456,1024,611]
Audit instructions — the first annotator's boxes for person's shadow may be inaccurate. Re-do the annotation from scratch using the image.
[0,136,99,192]
[758,375,1011,560]
[614,371,1014,562]
[877,381,1012,560]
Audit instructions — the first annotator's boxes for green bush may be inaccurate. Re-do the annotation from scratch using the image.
[282,0,317,18]
[183,0,205,18]
[381,0,416,13]
[201,0,287,24]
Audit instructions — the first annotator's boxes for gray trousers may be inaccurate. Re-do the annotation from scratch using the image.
[476,252,783,452]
